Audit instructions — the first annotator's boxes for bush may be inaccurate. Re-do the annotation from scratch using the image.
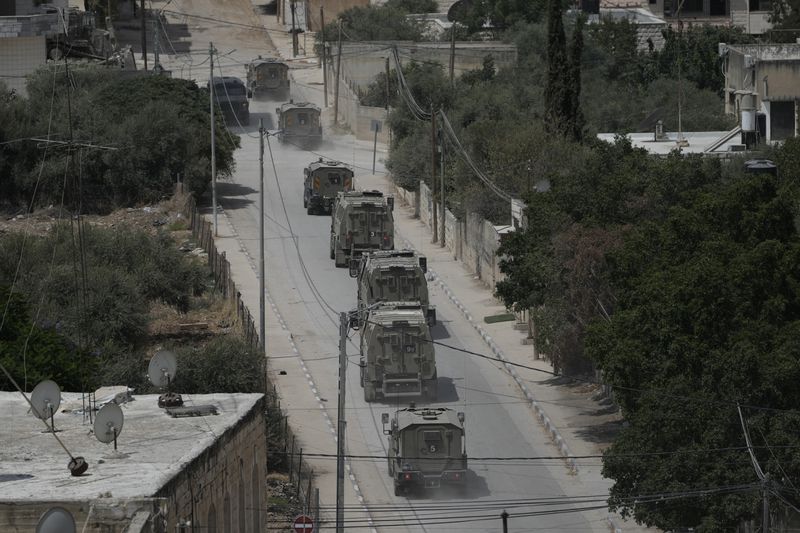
[173,336,265,393]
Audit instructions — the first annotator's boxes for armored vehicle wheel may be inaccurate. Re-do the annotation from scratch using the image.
[394,482,402,497]
[330,244,335,260]
[303,197,308,208]
[307,206,314,215]
[335,251,347,268]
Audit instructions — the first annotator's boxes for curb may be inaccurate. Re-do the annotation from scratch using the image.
[395,234,579,474]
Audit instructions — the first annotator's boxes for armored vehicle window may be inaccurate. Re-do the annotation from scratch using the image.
[217,83,245,95]
[369,212,386,227]
[422,430,444,454]
[268,68,278,79]
[298,112,308,125]
[328,173,341,185]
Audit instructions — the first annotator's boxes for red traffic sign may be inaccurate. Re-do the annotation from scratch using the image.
[293,514,314,533]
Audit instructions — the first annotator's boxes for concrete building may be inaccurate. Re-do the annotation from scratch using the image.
[646,0,772,34]
[0,391,267,532]
[0,0,67,95]
[723,43,800,143]
[277,0,369,33]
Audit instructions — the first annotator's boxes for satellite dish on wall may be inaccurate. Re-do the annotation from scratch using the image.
[31,380,62,433]
[36,507,76,533]
[94,402,124,452]
[148,350,183,408]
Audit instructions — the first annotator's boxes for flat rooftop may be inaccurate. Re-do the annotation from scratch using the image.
[0,391,263,501]
[727,43,800,61]
[597,131,743,155]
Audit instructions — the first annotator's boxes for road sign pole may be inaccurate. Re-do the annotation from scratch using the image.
[293,514,315,533]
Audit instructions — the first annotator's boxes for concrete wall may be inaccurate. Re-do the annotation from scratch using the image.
[0,35,46,95]
[278,0,369,31]
[326,59,390,143]
[412,182,503,289]
[156,395,268,533]
[0,499,165,532]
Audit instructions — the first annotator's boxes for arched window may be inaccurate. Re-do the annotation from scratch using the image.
[223,493,231,532]
[207,503,217,533]
[252,466,261,532]
[239,477,246,532]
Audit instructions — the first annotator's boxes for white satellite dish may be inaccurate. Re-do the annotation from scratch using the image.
[148,350,177,388]
[36,506,76,533]
[30,380,61,433]
[148,350,184,408]
[93,402,124,451]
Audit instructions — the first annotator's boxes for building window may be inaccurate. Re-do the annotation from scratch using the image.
[770,101,796,140]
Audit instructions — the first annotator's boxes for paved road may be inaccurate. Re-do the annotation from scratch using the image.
[150,1,611,530]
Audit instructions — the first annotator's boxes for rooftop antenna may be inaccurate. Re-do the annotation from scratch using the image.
[36,507,76,533]
[148,350,183,408]
[93,402,125,453]
[30,380,62,433]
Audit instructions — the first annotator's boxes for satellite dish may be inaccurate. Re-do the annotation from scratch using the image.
[148,350,177,388]
[148,350,184,408]
[36,507,76,533]
[31,380,61,432]
[94,402,124,451]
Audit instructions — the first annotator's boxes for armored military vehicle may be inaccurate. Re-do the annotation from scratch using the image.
[275,101,322,147]
[350,250,435,325]
[329,190,394,268]
[382,406,467,496]
[303,158,354,215]
[359,303,436,402]
[246,57,290,97]
[209,76,251,126]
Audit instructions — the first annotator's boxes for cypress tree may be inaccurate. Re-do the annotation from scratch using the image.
[568,14,586,141]
[544,0,570,136]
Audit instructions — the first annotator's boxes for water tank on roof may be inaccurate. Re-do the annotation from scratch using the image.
[744,159,778,176]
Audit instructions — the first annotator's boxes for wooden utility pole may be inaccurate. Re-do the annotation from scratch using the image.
[290,1,298,58]
[385,56,390,109]
[449,25,456,86]
[440,113,445,247]
[140,0,147,69]
[335,312,348,533]
[321,6,328,107]
[209,42,218,236]
[431,105,438,243]
[333,19,342,125]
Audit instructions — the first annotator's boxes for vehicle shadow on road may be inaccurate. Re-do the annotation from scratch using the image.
[404,470,490,500]
[216,181,256,210]
[430,321,452,340]
[433,376,460,404]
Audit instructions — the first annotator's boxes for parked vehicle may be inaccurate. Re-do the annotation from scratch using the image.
[351,250,435,325]
[275,101,322,147]
[382,405,467,496]
[246,57,290,97]
[359,303,436,402]
[329,190,394,268]
[209,76,251,126]
[303,158,354,215]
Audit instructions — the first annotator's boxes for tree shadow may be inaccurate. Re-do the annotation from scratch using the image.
[574,418,624,445]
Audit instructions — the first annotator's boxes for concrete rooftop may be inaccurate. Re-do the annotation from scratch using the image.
[0,392,263,501]
[597,131,744,155]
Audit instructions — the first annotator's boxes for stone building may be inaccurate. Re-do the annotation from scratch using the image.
[0,391,267,532]
[723,43,800,143]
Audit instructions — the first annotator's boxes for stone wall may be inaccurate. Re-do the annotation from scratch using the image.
[409,182,503,289]
[156,395,268,533]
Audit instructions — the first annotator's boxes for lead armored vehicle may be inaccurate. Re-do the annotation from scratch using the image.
[209,76,251,126]
[329,190,394,268]
[246,57,290,98]
[275,101,322,147]
[350,250,435,325]
[382,406,467,496]
[303,158,354,215]
[359,303,436,402]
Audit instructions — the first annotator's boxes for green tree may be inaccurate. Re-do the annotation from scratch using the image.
[567,15,585,141]
[769,0,800,42]
[544,0,570,136]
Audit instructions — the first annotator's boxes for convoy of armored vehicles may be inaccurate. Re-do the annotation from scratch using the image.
[382,406,467,495]
[329,190,395,268]
[303,159,354,215]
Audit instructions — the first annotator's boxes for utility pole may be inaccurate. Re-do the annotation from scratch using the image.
[333,19,342,125]
[320,7,328,107]
[385,56,390,110]
[153,13,160,70]
[258,119,266,357]
[431,105,438,244]
[501,510,509,533]
[335,311,348,533]
[737,404,770,533]
[209,42,218,236]
[290,1,298,58]
[449,25,456,87]
[439,113,445,247]
[140,0,147,70]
